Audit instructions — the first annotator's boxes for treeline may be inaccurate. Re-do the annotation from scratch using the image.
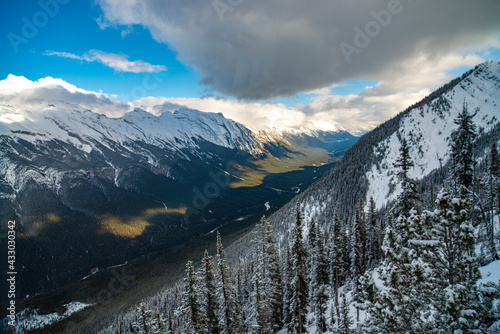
[98,103,500,333]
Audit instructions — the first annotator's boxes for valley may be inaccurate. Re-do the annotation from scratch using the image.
[0,104,357,324]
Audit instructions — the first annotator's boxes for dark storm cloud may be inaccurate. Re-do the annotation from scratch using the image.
[98,0,499,100]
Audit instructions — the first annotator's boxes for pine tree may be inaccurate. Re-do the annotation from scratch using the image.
[369,210,433,333]
[329,211,344,322]
[288,202,308,334]
[307,219,319,303]
[248,217,276,334]
[216,231,242,334]
[282,245,293,328]
[132,303,155,334]
[451,102,477,197]
[365,197,380,268]
[249,260,267,334]
[309,220,329,333]
[484,142,500,263]
[262,216,284,332]
[241,262,255,333]
[492,142,500,214]
[152,311,171,334]
[422,189,481,331]
[350,209,366,280]
[392,137,420,217]
[179,261,206,334]
[337,293,353,334]
[199,250,222,334]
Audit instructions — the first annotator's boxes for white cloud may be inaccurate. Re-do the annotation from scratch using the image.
[0,53,490,135]
[45,50,168,73]
[297,53,486,133]
[0,74,130,117]
[131,96,307,130]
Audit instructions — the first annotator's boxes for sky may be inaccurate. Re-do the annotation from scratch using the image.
[0,0,499,134]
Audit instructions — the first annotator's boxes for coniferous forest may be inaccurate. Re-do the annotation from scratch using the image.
[96,103,500,333]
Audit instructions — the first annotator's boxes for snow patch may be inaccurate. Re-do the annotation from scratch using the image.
[13,301,93,333]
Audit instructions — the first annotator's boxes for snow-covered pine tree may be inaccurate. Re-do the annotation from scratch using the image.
[241,262,255,333]
[329,211,345,321]
[365,197,380,268]
[337,293,353,334]
[362,209,432,333]
[392,137,420,217]
[216,231,243,334]
[132,302,155,334]
[308,220,329,333]
[349,209,366,280]
[249,259,268,334]
[179,261,206,334]
[350,208,366,322]
[248,217,274,334]
[492,142,500,213]
[262,216,284,332]
[282,245,293,328]
[307,219,319,303]
[451,102,477,197]
[422,189,482,332]
[483,142,500,263]
[288,202,309,334]
[199,250,222,334]
[153,311,171,334]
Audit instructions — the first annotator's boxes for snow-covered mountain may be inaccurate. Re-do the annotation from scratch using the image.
[366,61,500,209]
[0,103,260,195]
[0,101,357,297]
[260,60,500,240]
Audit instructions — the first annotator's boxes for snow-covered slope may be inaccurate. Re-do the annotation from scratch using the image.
[367,61,500,209]
[262,61,500,234]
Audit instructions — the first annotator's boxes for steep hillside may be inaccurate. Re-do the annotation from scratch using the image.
[261,61,500,238]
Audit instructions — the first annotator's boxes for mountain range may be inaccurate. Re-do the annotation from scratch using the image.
[0,100,357,298]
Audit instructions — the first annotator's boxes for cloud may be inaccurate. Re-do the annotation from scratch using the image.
[45,50,168,73]
[297,53,486,133]
[132,96,308,130]
[96,0,500,100]
[0,74,130,117]
[0,53,489,135]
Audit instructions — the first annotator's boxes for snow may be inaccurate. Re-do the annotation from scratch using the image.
[479,259,500,284]
[0,102,273,194]
[0,102,264,159]
[14,301,93,333]
[365,62,500,209]
[408,239,441,246]
[293,251,500,334]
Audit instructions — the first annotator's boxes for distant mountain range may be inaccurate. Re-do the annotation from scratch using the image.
[0,100,357,297]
